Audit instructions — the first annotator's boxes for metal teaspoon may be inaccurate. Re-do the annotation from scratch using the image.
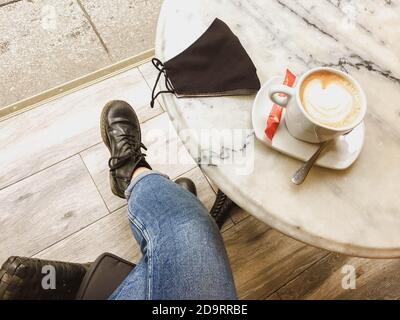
[291,140,331,185]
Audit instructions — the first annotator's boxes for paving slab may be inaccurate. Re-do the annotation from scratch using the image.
[0,0,110,107]
[81,0,162,62]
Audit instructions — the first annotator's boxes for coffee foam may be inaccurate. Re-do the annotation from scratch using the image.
[300,71,361,129]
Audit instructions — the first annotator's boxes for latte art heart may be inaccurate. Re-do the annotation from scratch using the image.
[300,71,362,129]
[304,81,353,124]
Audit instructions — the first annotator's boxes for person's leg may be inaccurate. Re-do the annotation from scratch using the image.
[111,170,236,300]
[101,101,236,300]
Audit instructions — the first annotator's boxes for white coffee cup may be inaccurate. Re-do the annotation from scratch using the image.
[268,67,367,143]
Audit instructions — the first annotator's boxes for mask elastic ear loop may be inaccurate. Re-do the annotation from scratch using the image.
[150,58,175,108]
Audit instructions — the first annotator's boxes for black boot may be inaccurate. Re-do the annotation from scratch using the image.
[175,177,197,196]
[100,101,151,198]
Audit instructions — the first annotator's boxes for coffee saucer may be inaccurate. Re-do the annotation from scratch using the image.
[252,76,365,170]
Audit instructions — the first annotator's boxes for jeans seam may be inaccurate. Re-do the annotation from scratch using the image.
[128,213,154,300]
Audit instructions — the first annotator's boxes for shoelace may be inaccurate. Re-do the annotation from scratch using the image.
[150,58,175,108]
[108,134,147,171]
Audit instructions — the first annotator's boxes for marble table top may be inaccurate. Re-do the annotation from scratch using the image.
[155,0,400,258]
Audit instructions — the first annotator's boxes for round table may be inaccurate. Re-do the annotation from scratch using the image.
[155,0,400,258]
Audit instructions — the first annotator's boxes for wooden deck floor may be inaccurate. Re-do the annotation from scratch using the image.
[1,61,399,300]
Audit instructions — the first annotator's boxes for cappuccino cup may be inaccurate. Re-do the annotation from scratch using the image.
[268,67,367,143]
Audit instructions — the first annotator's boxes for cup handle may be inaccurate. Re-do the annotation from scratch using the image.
[268,85,296,107]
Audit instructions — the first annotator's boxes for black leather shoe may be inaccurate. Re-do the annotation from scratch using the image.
[175,178,197,196]
[100,101,151,198]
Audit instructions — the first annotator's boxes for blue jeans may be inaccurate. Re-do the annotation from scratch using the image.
[109,171,237,300]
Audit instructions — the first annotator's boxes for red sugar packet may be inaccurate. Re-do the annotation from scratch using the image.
[265,69,296,140]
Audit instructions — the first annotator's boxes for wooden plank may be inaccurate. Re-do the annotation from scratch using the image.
[0,156,109,263]
[0,67,162,190]
[80,113,197,212]
[138,62,166,111]
[35,166,231,263]
[222,217,327,300]
[277,253,400,300]
[266,293,281,300]
[203,174,218,193]
[230,206,250,225]
[35,206,141,263]
[79,144,126,213]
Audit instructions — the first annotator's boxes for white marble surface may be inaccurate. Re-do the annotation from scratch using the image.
[156,0,400,258]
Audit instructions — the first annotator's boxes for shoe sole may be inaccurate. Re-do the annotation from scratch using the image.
[100,101,141,199]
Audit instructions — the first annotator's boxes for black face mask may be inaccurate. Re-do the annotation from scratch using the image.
[150,18,261,108]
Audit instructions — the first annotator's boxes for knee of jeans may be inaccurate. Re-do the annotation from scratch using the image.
[164,204,218,237]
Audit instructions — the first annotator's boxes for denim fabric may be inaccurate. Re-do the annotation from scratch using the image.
[109,171,237,300]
